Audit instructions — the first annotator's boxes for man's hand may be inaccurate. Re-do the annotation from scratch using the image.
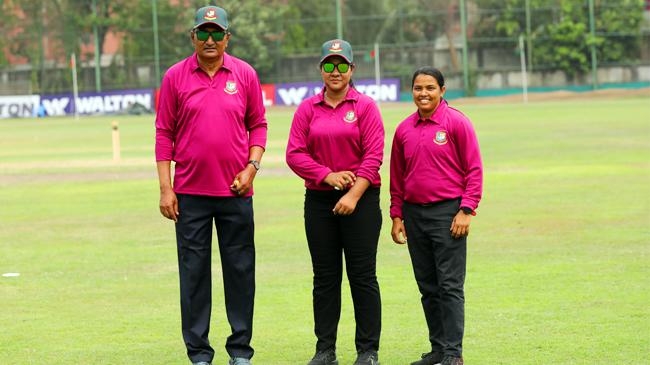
[159,188,179,222]
[230,164,257,195]
[391,218,408,245]
[450,210,471,239]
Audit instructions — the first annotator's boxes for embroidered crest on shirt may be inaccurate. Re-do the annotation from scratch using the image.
[224,81,238,95]
[343,110,357,123]
[434,130,448,145]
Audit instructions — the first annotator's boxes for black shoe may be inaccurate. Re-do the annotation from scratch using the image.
[410,351,443,365]
[353,350,379,365]
[440,356,464,365]
[229,358,251,365]
[307,348,338,365]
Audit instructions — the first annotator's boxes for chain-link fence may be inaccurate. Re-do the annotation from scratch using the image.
[1,0,649,96]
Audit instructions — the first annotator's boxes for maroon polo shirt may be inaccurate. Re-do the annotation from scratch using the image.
[390,100,483,219]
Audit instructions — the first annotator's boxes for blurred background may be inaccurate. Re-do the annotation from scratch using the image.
[1,0,649,98]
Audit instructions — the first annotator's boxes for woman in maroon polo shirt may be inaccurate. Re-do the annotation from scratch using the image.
[390,67,483,365]
[286,39,385,365]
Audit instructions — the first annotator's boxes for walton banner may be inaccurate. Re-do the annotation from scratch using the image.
[1,79,400,118]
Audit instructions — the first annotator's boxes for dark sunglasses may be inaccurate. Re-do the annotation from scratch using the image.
[195,29,226,42]
[322,62,350,73]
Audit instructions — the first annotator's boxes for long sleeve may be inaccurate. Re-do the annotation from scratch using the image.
[155,68,178,162]
[355,101,384,183]
[286,102,332,185]
[389,124,406,219]
[244,70,268,150]
[454,116,483,211]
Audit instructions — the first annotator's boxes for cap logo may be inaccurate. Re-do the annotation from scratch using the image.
[343,110,357,123]
[434,130,448,145]
[204,9,217,21]
[224,81,238,95]
[329,42,343,53]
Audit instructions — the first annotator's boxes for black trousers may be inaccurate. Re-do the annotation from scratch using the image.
[175,194,256,363]
[403,199,467,357]
[304,188,382,353]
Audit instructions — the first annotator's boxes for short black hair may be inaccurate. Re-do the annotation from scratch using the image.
[411,67,445,88]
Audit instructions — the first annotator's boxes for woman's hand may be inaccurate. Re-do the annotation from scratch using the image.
[324,171,356,191]
[332,193,359,216]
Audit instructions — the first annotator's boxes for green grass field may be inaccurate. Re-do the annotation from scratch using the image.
[1,95,649,364]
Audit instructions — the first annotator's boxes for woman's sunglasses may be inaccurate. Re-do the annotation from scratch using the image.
[322,62,350,73]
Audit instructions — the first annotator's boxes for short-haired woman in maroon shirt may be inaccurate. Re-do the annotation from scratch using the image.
[390,67,483,365]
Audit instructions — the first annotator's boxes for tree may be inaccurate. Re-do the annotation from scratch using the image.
[590,0,644,64]
[184,0,290,81]
[50,0,130,90]
[5,1,50,92]
[110,1,189,88]
[535,0,644,79]
[283,0,338,53]
[3,0,127,92]
[472,0,645,79]
[0,0,19,66]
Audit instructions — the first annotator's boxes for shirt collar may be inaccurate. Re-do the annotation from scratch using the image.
[190,52,231,73]
[314,86,360,105]
[415,99,448,125]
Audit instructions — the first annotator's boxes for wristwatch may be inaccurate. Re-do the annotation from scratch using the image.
[248,160,260,171]
[460,207,474,215]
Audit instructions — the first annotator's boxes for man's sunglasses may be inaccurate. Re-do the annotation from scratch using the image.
[195,29,226,42]
[322,62,350,73]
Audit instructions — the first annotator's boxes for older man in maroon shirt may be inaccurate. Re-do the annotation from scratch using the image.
[155,6,267,365]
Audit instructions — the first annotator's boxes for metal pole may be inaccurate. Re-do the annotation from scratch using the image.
[336,0,343,38]
[92,0,102,92]
[71,53,79,120]
[374,42,381,106]
[459,0,470,96]
[525,0,532,71]
[519,34,528,104]
[39,2,45,93]
[588,0,598,89]
[398,2,404,44]
[152,0,161,87]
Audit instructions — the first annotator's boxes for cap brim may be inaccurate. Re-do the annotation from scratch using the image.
[320,54,352,64]
[193,22,227,30]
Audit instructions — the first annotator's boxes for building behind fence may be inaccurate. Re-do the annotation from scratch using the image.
[2,1,649,97]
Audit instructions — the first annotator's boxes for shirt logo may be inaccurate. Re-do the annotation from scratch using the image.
[434,130,448,145]
[343,110,357,123]
[224,81,238,95]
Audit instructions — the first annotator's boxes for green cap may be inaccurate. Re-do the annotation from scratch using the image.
[193,6,229,30]
[320,39,353,64]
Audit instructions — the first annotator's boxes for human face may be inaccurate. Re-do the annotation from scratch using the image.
[412,74,446,118]
[192,26,229,62]
[320,56,353,93]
